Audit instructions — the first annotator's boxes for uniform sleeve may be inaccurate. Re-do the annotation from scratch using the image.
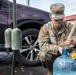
[38,24,59,54]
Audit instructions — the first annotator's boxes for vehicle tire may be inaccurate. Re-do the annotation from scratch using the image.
[16,28,41,66]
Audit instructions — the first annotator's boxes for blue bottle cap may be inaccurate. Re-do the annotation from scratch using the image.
[62,48,68,55]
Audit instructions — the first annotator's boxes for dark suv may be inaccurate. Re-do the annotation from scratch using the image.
[0,0,50,66]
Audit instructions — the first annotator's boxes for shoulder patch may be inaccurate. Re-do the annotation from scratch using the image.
[41,25,47,33]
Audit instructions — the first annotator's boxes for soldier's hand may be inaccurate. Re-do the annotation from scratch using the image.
[58,47,71,55]
[58,47,63,54]
[64,38,76,48]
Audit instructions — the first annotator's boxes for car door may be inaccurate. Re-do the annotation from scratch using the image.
[0,0,9,46]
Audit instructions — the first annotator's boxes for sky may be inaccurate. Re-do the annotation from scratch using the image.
[9,0,76,16]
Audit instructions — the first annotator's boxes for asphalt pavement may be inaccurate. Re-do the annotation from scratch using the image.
[0,63,48,75]
[0,51,48,75]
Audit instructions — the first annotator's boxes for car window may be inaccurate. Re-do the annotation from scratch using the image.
[0,0,8,9]
[0,0,2,8]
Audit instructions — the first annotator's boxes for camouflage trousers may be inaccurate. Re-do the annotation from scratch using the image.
[38,50,60,70]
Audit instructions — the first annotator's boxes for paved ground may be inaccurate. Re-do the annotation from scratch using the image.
[0,51,48,75]
[0,63,48,75]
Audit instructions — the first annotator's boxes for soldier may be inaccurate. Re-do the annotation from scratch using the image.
[38,3,76,75]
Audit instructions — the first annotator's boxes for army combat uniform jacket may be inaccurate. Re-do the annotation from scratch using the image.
[38,21,76,61]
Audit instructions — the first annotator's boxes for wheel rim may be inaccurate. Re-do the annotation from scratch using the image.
[20,35,40,61]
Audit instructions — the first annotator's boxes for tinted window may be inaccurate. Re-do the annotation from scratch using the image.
[0,0,2,8]
[0,0,8,8]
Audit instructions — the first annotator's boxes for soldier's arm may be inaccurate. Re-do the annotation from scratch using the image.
[38,24,61,54]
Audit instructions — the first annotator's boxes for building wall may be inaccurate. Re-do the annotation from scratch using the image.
[67,20,75,24]
[64,14,76,24]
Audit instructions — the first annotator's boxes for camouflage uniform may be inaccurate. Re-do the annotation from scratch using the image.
[38,21,76,69]
[38,3,76,70]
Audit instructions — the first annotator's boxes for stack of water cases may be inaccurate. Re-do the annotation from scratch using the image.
[53,48,76,75]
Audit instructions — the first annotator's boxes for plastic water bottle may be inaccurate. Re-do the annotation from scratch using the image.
[53,48,76,75]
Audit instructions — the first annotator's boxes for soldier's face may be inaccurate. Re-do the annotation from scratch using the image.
[52,18,63,29]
